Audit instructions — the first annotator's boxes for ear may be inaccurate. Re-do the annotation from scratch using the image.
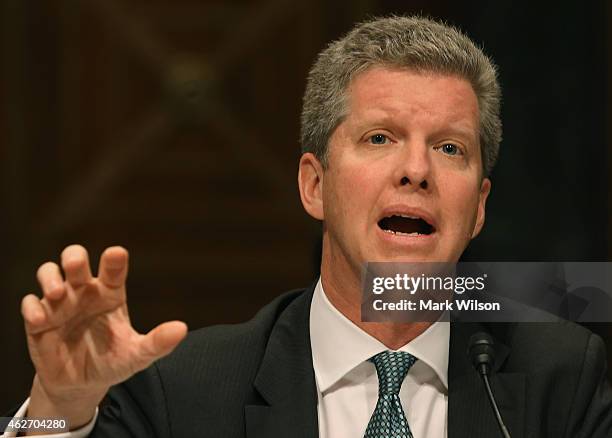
[471,177,491,239]
[298,152,325,220]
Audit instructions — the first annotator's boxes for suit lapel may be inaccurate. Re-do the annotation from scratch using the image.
[448,322,525,438]
[244,287,527,438]
[245,285,319,438]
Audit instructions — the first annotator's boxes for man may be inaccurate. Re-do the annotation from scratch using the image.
[5,15,612,438]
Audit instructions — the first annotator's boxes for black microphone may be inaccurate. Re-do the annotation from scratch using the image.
[468,332,512,438]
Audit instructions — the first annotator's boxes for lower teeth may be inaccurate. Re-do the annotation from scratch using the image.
[384,229,421,236]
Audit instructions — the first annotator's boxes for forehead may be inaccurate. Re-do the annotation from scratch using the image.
[344,66,479,138]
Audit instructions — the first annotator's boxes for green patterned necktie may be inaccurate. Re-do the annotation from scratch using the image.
[364,350,418,438]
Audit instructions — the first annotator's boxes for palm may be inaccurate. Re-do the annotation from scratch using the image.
[22,245,187,403]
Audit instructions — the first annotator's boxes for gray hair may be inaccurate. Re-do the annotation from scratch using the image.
[300,15,502,177]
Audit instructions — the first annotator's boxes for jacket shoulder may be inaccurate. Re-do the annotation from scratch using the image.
[157,287,307,374]
[95,288,310,437]
[506,322,612,436]
[504,321,599,374]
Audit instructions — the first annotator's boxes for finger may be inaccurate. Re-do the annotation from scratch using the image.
[137,321,188,366]
[98,246,129,288]
[21,294,48,332]
[36,262,66,301]
[61,245,93,289]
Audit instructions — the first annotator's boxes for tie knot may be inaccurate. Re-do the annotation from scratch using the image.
[369,351,417,395]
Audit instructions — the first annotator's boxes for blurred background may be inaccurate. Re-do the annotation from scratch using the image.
[1,0,610,408]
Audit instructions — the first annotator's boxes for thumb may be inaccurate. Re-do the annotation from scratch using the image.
[137,321,188,365]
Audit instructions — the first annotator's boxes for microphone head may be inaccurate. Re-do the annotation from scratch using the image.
[468,332,496,373]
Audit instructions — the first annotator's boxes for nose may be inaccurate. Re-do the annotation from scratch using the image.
[395,140,431,191]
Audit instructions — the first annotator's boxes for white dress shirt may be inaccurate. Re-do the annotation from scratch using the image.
[1,401,96,437]
[311,278,449,438]
[4,278,449,437]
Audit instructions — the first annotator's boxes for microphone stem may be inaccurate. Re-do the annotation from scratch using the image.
[481,372,512,438]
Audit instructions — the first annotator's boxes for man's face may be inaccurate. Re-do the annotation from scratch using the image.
[302,66,490,275]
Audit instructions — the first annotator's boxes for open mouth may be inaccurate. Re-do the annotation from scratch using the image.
[378,215,435,236]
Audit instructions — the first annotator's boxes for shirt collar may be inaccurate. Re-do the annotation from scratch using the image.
[310,277,449,393]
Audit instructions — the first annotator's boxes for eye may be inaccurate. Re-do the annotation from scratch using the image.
[438,143,462,156]
[368,134,389,145]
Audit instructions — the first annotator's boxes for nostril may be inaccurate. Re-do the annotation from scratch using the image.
[400,177,428,189]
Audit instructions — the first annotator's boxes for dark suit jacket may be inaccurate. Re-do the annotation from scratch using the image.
[82,284,612,437]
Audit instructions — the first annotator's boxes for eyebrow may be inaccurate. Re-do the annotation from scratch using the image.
[435,123,479,145]
[351,113,479,146]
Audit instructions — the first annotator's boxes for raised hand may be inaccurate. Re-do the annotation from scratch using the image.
[21,245,187,431]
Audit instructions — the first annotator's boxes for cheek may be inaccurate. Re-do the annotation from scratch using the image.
[323,165,380,226]
[438,175,481,231]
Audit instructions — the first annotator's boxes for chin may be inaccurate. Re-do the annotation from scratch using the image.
[365,248,442,264]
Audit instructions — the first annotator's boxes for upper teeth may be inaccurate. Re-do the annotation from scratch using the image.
[398,214,421,220]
